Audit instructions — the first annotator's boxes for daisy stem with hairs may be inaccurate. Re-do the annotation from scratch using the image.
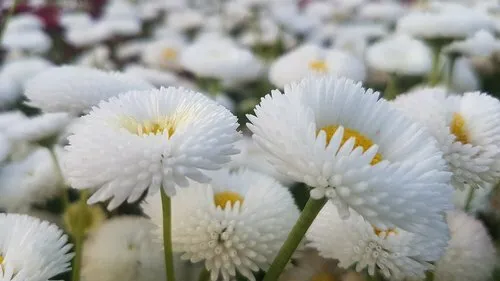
[262,197,327,281]
[71,190,90,281]
[464,187,475,212]
[384,74,399,100]
[161,187,176,281]
[198,268,210,281]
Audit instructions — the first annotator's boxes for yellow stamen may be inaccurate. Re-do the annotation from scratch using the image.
[450,113,469,144]
[311,272,336,281]
[214,191,244,209]
[162,48,177,60]
[319,125,382,165]
[0,255,3,264]
[373,227,398,239]
[120,117,177,138]
[309,60,328,73]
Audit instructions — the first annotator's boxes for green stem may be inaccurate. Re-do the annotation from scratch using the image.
[0,0,17,42]
[445,54,458,92]
[384,74,399,100]
[262,197,327,281]
[71,191,89,281]
[464,187,475,212]
[161,188,176,281]
[429,44,443,86]
[197,267,210,281]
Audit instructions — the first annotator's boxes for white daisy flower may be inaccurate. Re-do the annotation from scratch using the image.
[397,10,493,40]
[357,2,406,23]
[123,65,178,88]
[3,14,43,32]
[141,37,186,71]
[279,249,341,281]
[4,113,71,143]
[64,87,239,209]
[393,88,500,189]
[1,29,52,54]
[81,216,167,281]
[180,39,264,83]
[269,44,366,89]
[445,30,500,58]
[24,66,153,115]
[167,9,204,32]
[64,23,112,48]
[60,12,93,30]
[445,57,480,93]
[247,76,452,233]
[75,45,116,70]
[307,204,449,280]
[0,73,18,109]
[0,147,62,212]
[434,210,496,281]
[99,0,141,37]
[0,213,73,281]
[366,34,432,76]
[142,169,300,281]
[0,57,53,96]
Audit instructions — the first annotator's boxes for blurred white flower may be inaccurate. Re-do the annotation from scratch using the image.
[167,9,204,32]
[0,133,11,163]
[180,39,264,83]
[3,14,43,33]
[357,2,406,23]
[307,203,448,280]
[76,45,116,70]
[98,0,142,37]
[445,30,500,57]
[141,37,186,71]
[60,12,93,30]
[366,34,432,76]
[0,147,62,212]
[304,1,336,22]
[64,23,112,48]
[4,112,70,143]
[0,214,73,281]
[278,249,340,281]
[397,10,493,40]
[123,64,178,88]
[64,87,239,209]
[0,57,53,97]
[248,76,452,233]
[434,211,496,281]
[82,217,166,281]
[1,30,52,54]
[143,169,300,281]
[393,88,500,189]
[446,57,480,93]
[25,66,153,115]
[117,39,149,60]
[269,44,366,88]
[0,72,19,109]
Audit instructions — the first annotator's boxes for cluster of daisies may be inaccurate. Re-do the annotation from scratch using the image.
[1,0,500,281]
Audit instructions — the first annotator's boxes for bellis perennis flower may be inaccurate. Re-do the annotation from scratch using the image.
[247,76,452,234]
[64,87,240,210]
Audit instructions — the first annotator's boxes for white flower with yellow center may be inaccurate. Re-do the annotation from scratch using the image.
[142,169,300,281]
[269,44,366,89]
[434,210,496,281]
[141,37,186,71]
[82,217,167,281]
[247,76,452,233]
[393,88,500,189]
[25,66,153,115]
[0,213,73,281]
[307,203,449,280]
[64,87,239,209]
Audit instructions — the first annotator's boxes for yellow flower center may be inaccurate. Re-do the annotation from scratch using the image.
[309,59,328,73]
[120,117,177,138]
[214,191,244,209]
[373,227,398,239]
[311,272,336,281]
[0,255,3,264]
[450,113,469,144]
[319,125,382,165]
[162,47,177,60]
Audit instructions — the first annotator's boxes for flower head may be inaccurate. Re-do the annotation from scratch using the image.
[143,169,300,281]
[0,213,73,281]
[64,87,239,209]
[307,203,449,280]
[247,76,452,233]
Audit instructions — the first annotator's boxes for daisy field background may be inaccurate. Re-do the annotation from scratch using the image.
[1,0,500,281]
